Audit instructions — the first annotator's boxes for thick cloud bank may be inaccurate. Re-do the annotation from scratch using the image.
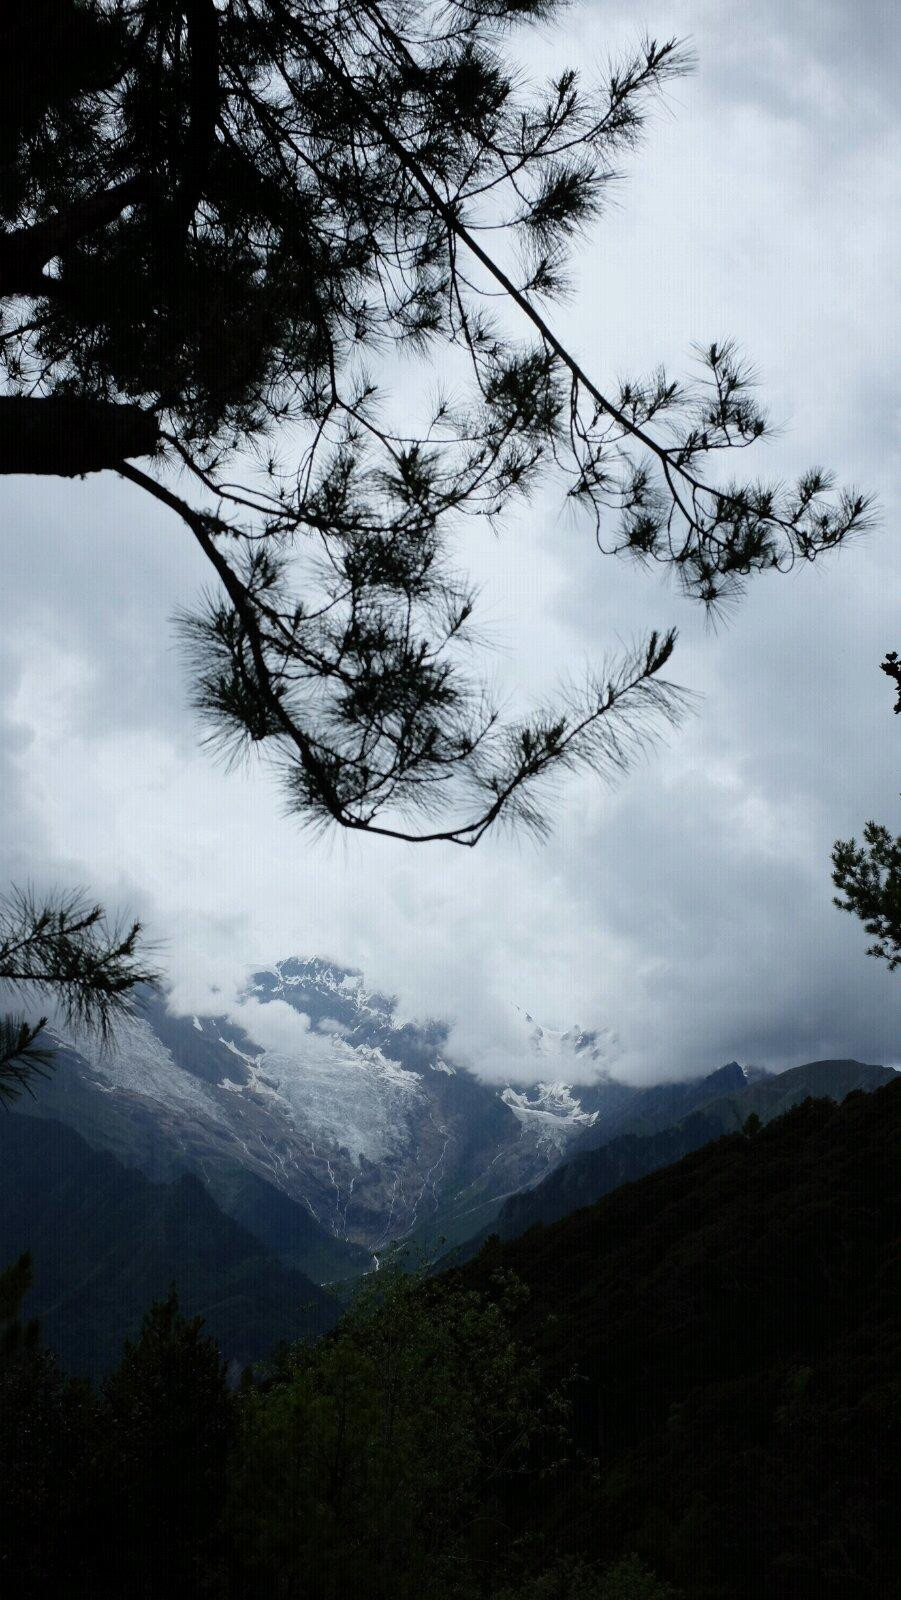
[2,0,899,1083]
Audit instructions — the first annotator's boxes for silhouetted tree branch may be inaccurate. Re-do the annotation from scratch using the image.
[0,397,160,475]
[832,652,900,972]
[0,0,876,843]
[0,1019,55,1105]
[881,651,901,714]
[0,176,154,297]
[0,887,159,1100]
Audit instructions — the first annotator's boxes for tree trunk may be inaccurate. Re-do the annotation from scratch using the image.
[0,396,159,476]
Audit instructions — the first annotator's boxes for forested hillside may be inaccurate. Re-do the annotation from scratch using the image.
[453,1059,895,1253]
[460,1077,901,1597]
[2,1081,898,1598]
[0,1115,338,1374]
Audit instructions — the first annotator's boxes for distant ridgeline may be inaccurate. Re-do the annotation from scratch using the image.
[10,960,630,1278]
[11,953,897,1297]
[445,1058,897,1263]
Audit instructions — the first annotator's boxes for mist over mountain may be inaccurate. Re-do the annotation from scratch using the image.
[13,953,894,1293]
[16,957,633,1276]
[10,947,806,1273]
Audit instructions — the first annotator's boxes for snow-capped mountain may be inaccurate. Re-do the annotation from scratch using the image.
[22,957,619,1276]
[512,1004,616,1072]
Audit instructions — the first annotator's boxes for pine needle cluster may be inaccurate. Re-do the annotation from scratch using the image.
[0,887,158,1100]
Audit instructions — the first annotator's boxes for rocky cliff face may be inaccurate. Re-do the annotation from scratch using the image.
[21,957,620,1273]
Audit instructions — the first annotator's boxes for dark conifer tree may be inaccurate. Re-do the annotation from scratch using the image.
[832,653,900,971]
[96,1291,233,1597]
[833,822,901,971]
[0,1,874,845]
[0,1251,36,1353]
[0,1252,93,1599]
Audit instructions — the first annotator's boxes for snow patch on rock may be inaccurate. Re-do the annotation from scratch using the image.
[73,1016,225,1122]
[501,1080,598,1151]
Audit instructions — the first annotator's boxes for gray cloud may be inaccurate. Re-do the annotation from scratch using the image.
[2,0,899,1082]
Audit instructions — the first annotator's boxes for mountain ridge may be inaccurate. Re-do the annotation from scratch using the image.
[444,1057,896,1260]
[14,953,893,1285]
[13,958,632,1272]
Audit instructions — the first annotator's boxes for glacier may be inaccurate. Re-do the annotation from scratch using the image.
[31,956,618,1271]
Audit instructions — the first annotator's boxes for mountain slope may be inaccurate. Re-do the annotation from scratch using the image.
[0,1113,339,1376]
[16,961,628,1266]
[16,948,891,1285]
[12,1024,373,1283]
[569,1058,755,1150]
[459,1077,901,1598]
[452,1059,895,1256]
[406,1062,775,1252]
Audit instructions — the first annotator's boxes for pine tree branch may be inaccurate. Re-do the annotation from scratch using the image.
[120,462,687,844]
[0,1016,54,1103]
[0,397,160,475]
[880,651,901,714]
[287,10,872,602]
[832,823,901,971]
[0,177,154,296]
[0,886,160,1042]
[292,14,672,466]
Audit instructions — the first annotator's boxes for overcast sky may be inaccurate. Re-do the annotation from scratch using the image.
[3,0,899,1084]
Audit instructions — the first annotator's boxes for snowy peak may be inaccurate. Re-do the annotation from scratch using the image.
[248,957,448,1070]
[511,1004,618,1078]
[280,955,393,1015]
[501,1080,598,1152]
[41,958,769,1266]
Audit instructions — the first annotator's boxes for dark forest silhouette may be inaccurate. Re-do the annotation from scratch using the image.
[2,1079,898,1598]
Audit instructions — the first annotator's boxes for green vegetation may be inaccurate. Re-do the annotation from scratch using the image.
[229,1264,553,1600]
[2,1079,898,1597]
[0,1249,679,1600]
[833,822,901,971]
